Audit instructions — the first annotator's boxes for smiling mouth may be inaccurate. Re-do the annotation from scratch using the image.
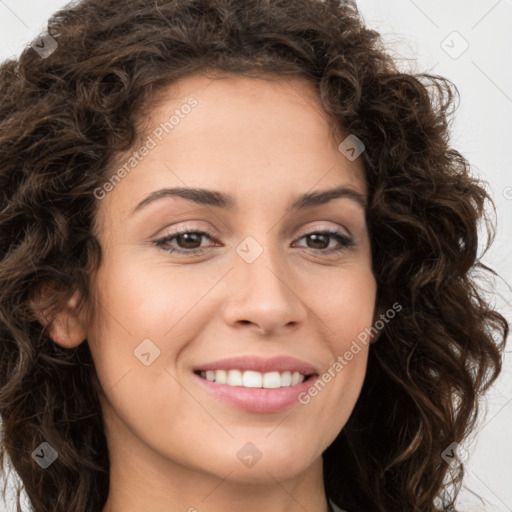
[194,369,316,389]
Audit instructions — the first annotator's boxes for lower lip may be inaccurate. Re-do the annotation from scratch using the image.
[194,373,319,413]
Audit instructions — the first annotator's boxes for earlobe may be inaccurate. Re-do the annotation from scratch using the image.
[31,289,87,348]
[370,330,381,344]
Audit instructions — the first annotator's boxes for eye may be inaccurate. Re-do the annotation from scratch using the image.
[293,229,355,254]
[154,226,355,256]
[153,226,218,255]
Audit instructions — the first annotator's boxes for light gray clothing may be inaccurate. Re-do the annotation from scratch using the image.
[328,497,347,512]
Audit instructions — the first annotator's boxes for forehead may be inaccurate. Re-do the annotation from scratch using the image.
[96,72,367,226]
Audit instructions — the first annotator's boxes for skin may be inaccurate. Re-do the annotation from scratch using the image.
[42,72,377,512]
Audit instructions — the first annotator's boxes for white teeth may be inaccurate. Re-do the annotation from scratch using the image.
[215,369,227,384]
[262,371,281,388]
[291,371,302,385]
[227,369,243,386]
[280,371,292,386]
[242,370,262,388]
[200,369,306,388]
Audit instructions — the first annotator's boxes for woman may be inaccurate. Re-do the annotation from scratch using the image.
[0,0,508,511]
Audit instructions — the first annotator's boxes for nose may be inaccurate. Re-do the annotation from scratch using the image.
[221,242,308,336]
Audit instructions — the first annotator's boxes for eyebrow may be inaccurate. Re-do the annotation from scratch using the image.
[130,184,367,216]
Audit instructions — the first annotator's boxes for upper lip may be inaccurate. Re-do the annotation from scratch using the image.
[193,355,319,375]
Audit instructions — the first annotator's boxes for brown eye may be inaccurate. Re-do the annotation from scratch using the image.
[154,229,216,255]
[305,233,330,250]
[294,230,355,254]
[175,232,203,249]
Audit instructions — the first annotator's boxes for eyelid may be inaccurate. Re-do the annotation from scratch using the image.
[161,223,216,237]
[155,222,351,244]
[299,222,352,238]
[152,223,219,254]
[153,222,355,256]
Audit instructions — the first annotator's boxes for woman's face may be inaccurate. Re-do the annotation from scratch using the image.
[86,73,377,487]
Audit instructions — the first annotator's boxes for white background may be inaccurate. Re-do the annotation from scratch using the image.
[0,0,510,510]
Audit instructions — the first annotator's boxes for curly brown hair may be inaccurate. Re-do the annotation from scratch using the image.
[0,0,508,511]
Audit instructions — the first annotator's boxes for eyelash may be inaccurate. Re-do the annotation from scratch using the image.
[153,226,355,256]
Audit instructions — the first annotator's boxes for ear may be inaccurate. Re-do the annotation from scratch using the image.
[30,288,87,348]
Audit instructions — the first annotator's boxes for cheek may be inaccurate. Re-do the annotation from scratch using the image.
[89,248,212,345]
[85,253,207,448]
[294,265,375,426]
[85,248,233,409]
[303,263,377,346]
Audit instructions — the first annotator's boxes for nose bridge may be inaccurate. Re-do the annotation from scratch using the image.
[221,232,306,333]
